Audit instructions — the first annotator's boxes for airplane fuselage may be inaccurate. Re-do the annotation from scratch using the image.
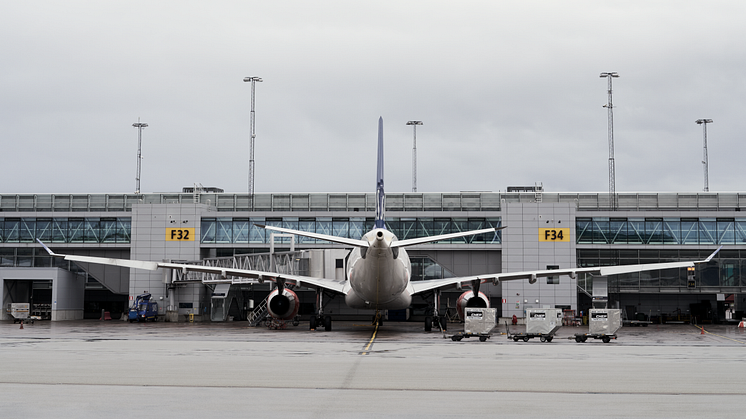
[344,228,412,310]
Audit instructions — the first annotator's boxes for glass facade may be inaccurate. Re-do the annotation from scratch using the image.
[576,217,746,245]
[200,217,502,244]
[578,249,746,289]
[0,217,131,243]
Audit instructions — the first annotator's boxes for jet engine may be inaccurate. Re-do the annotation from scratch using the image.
[266,288,300,320]
[456,290,490,320]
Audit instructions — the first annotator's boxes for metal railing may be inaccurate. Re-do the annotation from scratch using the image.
[2,192,744,213]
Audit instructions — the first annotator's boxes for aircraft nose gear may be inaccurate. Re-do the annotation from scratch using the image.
[373,311,384,326]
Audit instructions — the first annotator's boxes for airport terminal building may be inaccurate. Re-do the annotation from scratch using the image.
[2,189,745,324]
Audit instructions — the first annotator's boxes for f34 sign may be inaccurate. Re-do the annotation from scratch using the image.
[539,228,570,242]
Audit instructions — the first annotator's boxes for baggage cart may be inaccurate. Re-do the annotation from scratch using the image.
[450,308,496,342]
[573,309,621,343]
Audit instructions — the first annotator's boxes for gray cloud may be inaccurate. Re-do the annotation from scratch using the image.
[2,1,744,194]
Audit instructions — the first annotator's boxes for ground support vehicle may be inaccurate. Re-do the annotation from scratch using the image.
[128,293,159,322]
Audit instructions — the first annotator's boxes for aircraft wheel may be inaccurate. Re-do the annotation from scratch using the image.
[424,316,432,332]
[324,316,332,332]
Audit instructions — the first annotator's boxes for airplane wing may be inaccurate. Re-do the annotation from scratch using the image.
[410,246,722,295]
[36,239,347,294]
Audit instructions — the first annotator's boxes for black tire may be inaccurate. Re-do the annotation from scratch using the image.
[546,336,553,343]
[540,336,546,342]
[513,336,519,342]
[424,316,432,332]
[523,336,529,342]
[451,335,459,341]
[581,336,588,343]
[479,336,487,342]
[309,316,316,330]
[324,316,332,332]
[575,336,582,343]
[602,336,611,343]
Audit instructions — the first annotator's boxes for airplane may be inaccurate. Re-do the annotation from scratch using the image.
[38,117,722,332]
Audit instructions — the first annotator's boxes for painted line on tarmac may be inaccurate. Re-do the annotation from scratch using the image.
[695,325,746,345]
[359,323,379,355]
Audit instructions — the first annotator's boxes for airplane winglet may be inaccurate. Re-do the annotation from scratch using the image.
[36,239,60,257]
[702,246,723,263]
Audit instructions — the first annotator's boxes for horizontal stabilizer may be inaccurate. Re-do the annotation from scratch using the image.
[258,224,370,248]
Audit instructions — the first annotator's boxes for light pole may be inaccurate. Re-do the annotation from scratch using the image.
[243,76,263,206]
[696,119,713,192]
[600,72,619,209]
[132,118,148,195]
[406,121,423,192]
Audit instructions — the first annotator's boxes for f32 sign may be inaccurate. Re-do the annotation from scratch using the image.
[166,228,195,241]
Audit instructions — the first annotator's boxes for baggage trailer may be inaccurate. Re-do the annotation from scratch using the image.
[573,309,621,343]
[506,308,562,343]
[450,308,496,342]
[10,303,33,324]
[506,323,556,342]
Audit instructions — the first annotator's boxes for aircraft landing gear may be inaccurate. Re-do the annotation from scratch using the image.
[373,311,384,327]
[425,290,447,332]
[310,288,332,331]
[310,315,332,331]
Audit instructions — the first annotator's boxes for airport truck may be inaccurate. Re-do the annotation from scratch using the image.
[128,293,159,322]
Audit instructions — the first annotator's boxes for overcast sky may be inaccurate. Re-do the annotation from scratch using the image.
[2,1,744,195]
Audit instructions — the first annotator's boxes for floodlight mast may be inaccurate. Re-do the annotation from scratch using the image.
[132,118,148,195]
[600,72,619,210]
[243,76,263,208]
[696,119,713,192]
[406,121,423,192]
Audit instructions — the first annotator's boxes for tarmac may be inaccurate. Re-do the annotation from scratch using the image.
[1,319,745,418]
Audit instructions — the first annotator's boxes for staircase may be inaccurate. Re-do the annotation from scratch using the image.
[247,297,269,327]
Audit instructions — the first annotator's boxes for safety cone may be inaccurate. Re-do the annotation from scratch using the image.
[19,321,23,330]
[701,326,705,335]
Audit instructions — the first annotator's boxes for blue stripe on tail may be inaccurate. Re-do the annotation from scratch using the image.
[375,117,386,229]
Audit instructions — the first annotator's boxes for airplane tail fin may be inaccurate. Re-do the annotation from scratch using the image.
[375,117,386,229]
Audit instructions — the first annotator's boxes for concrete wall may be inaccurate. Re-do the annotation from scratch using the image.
[501,202,578,318]
[130,204,211,319]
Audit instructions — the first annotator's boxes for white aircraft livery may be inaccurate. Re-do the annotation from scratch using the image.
[38,117,721,331]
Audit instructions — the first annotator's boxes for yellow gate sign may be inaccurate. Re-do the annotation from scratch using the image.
[539,228,570,242]
[166,228,195,241]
